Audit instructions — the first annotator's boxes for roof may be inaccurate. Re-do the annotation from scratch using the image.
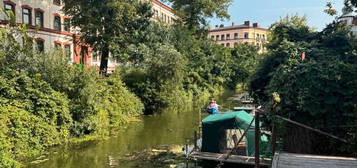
[209,24,269,32]
[151,0,174,13]
[202,111,255,128]
[340,12,357,18]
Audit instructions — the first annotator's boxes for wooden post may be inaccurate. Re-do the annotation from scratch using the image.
[194,131,198,151]
[255,110,260,168]
[271,123,277,156]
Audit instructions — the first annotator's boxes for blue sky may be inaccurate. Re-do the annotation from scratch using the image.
[209,0,344,30]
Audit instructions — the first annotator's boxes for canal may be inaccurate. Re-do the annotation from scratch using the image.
[26,90,238,168]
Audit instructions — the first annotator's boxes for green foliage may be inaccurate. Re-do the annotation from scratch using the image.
[62,0,152,73]
[168,0,232,29]
[121,21,261,114]
[122,43,187,114]
[0,24,143,166]
[250,15,315,102]
[250,15,357,155]
[228,44,260,89]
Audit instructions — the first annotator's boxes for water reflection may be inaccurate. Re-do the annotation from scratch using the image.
[26,90,237,168]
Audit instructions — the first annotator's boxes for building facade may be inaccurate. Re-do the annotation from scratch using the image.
[339,12,357,35]
[0,0,91,66]
[208,21,269,52]
[1,0,176,72]
[150,0,176,24]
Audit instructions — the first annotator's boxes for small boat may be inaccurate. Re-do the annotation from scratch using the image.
[189,110,271,166]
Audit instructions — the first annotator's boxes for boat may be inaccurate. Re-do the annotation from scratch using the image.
[188,110,271,166]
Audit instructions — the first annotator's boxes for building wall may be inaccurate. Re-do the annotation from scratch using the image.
[0,0,91,66]
[208,22,269,53]
[1,0,176,72]
[340,15,357,35]
[150,0,176,24]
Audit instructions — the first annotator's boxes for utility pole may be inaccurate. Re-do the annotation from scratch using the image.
[255,110,260,168]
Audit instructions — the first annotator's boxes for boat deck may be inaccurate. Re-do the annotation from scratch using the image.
[189,151,271,166]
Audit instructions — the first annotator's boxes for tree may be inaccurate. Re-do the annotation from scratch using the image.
[62,0,152,74]
[167,0,232,30]
[250,15,357,155]
[250,15,315,102]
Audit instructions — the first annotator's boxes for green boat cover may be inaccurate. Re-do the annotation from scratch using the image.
[201,110,268,156]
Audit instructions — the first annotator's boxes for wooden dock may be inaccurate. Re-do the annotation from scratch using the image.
[272,152,357,168]
[189,151,271,166]
[233,107,255,111]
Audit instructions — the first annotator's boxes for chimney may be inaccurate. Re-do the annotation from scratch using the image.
[253,23,259,28]
[244,21,250,26]
[232,22,235,26]
[219,24,224,28]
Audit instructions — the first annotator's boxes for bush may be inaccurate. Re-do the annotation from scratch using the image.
[0,24,144,166]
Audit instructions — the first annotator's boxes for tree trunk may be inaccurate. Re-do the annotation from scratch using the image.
[99,46,109,76]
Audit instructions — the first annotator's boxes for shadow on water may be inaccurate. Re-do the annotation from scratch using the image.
[26,90,243,168]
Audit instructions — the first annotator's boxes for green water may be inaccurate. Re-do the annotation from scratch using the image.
[26,91,237,168]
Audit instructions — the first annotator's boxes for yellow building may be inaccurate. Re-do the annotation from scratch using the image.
[208,21,269,52]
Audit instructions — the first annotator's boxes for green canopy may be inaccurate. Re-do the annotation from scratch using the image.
[201,110,268,156]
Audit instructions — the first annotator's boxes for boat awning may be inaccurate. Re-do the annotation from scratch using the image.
[201,110,268,156]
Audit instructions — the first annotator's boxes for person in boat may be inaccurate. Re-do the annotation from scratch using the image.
[207,99,219,114]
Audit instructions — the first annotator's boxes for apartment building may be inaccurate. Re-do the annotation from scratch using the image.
[150,0,176,24]
[1,0,176,72]
[0,0,91,66]
[339,12,357,35]
[208,21,269,53]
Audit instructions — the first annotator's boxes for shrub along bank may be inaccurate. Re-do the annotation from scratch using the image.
[0,26,143,167]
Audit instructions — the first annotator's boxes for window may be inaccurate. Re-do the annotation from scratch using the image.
[55,43,62,49]
[36,39,45,52]
[64,45,71,59]
[54,16,61,31]
[211,36,214,39]
[4,3,15,18]
[256,34,260,41]
[53,0,62,5]
[234,33,238,39]
[154,10,159,18]
[35,10,44,27]
[226,43,230,47]
[226,34,230,40]
[221,34,225,41]
[64,18,70,32]
[234,42,238,46]
[216,35,219,41]
[22,8,31,25]
[262,34,266,41]
[244,32,249,39]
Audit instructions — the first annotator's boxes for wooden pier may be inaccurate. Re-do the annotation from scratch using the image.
[272,153,357,168]
[189,151,271,166]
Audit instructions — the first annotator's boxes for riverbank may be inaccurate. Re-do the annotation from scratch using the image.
[25,90,237,168]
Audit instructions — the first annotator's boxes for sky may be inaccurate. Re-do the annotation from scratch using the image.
[209,0,345,30]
